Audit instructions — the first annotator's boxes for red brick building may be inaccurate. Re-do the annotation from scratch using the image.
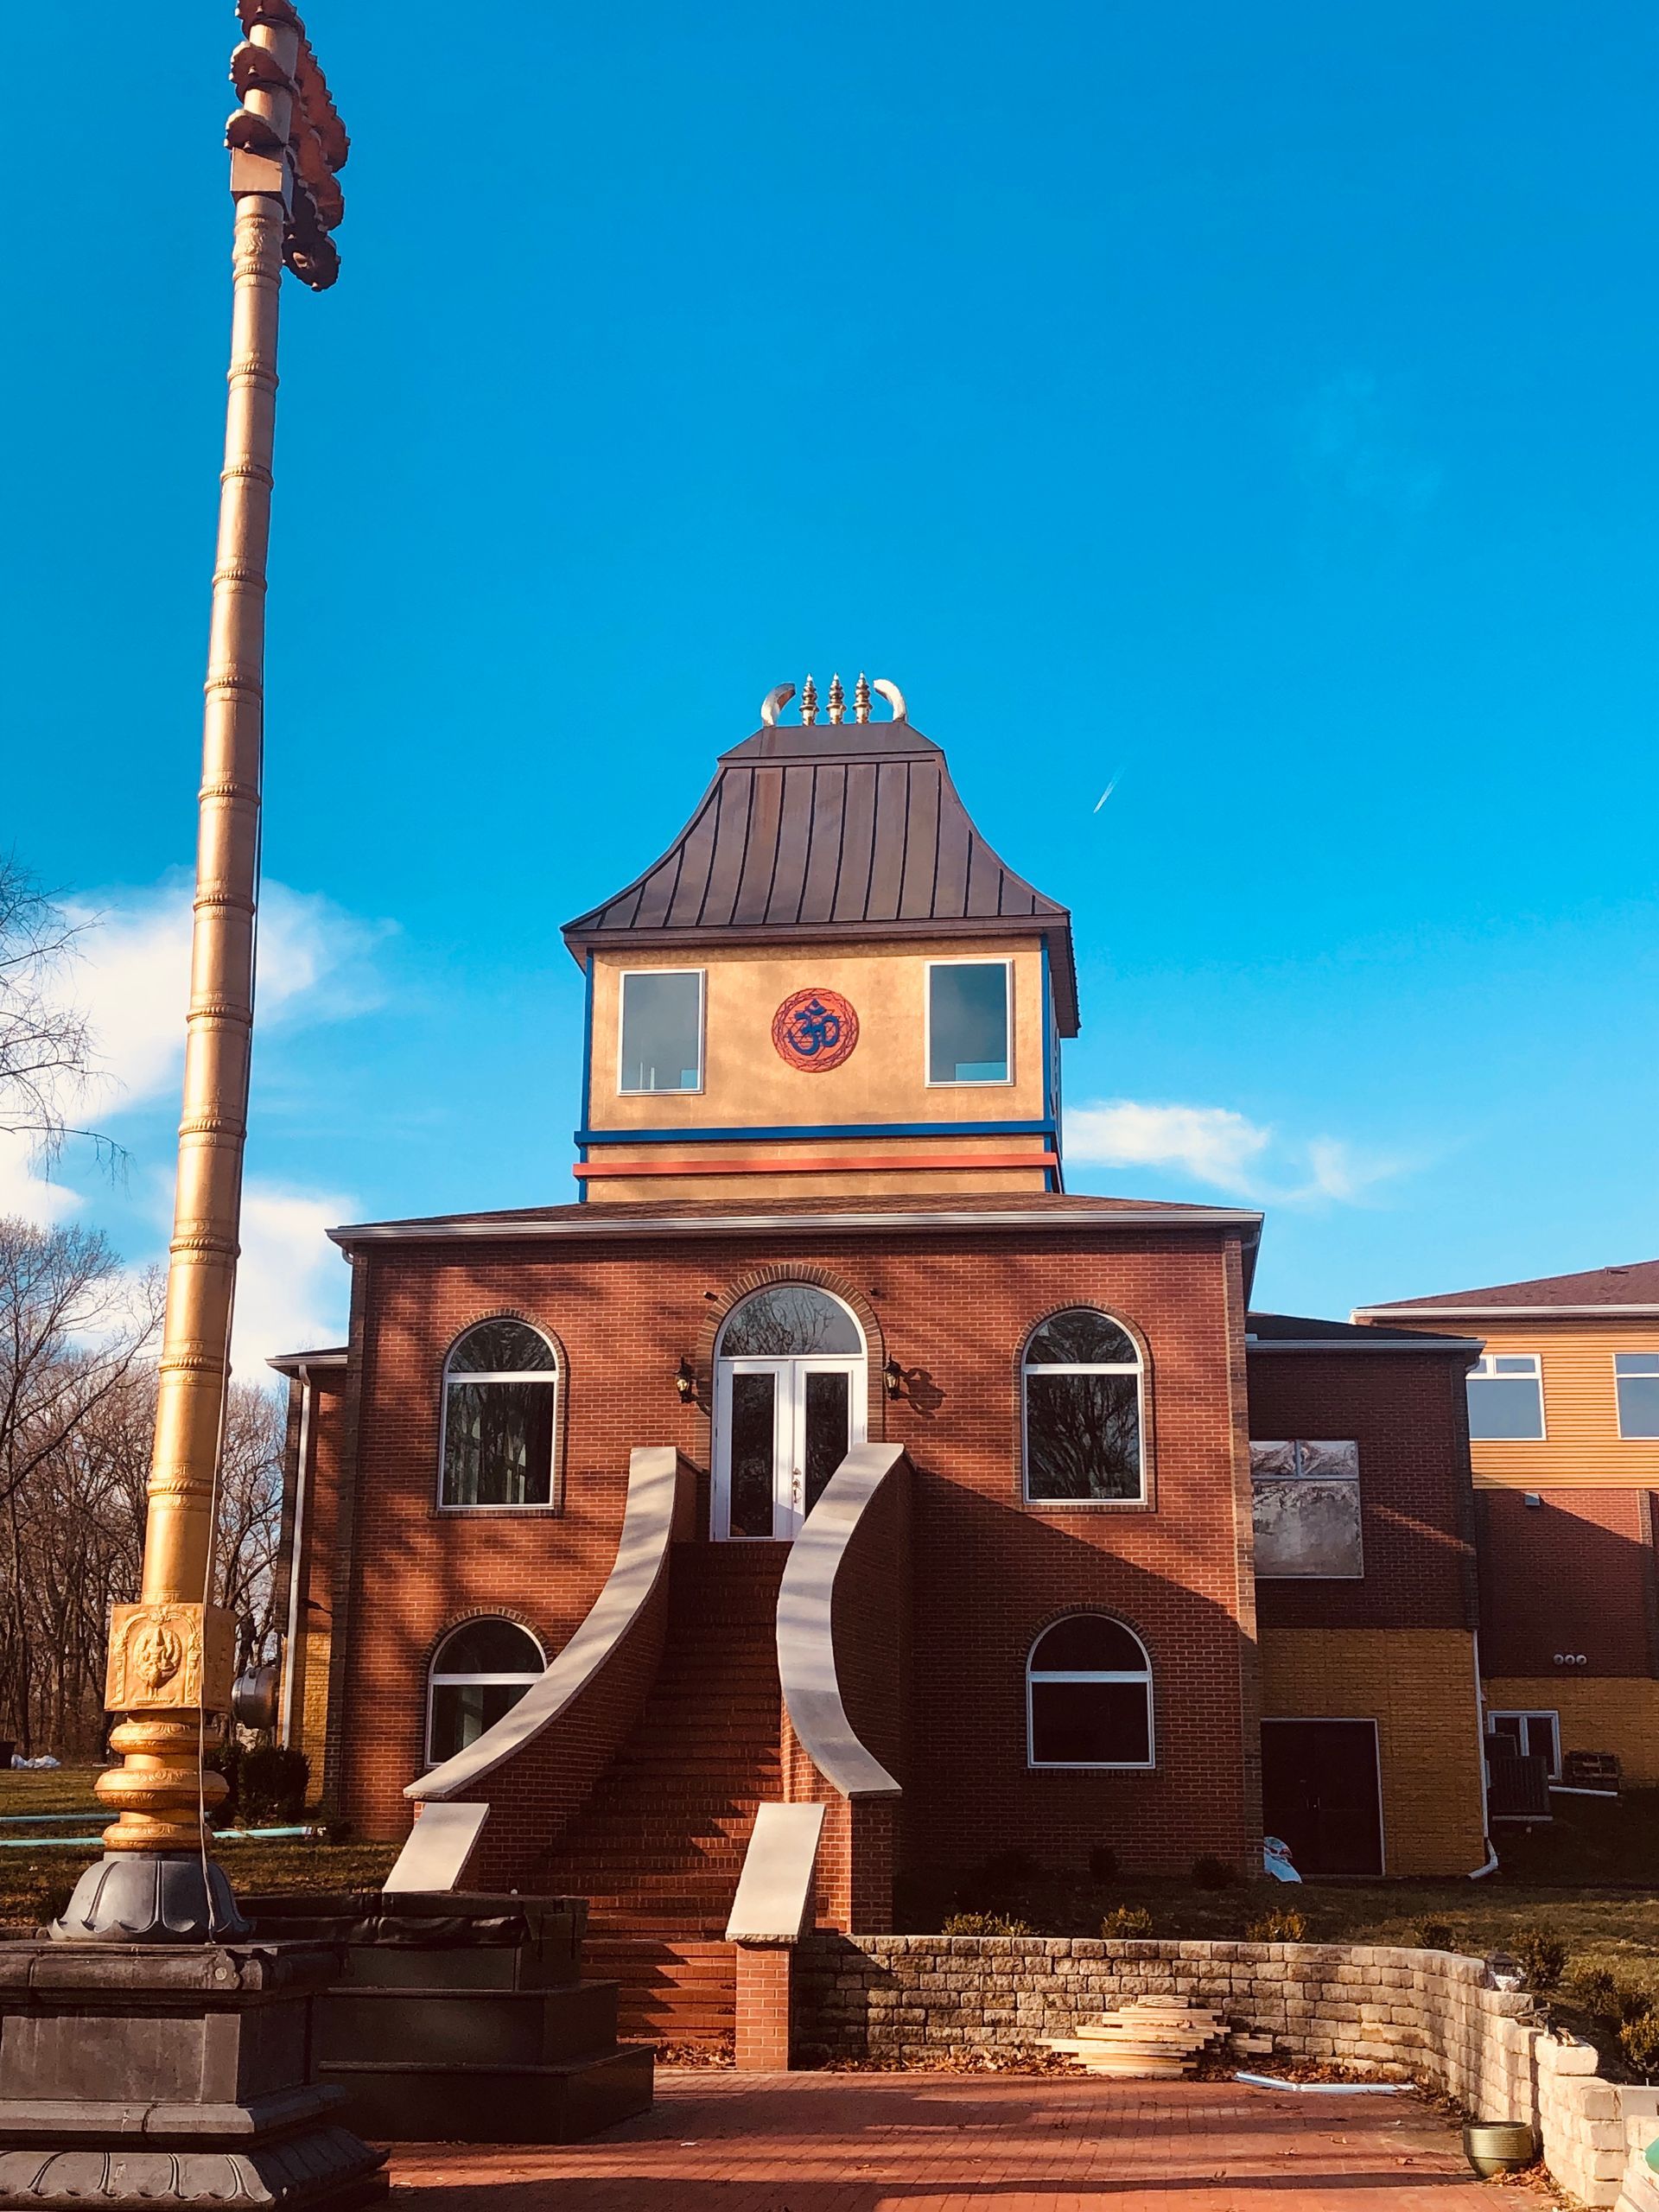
[1357,1260,1659,1795]
[271,684,1490,2043]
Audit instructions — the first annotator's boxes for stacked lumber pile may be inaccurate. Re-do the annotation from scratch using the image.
[1044,1994,1228,2078]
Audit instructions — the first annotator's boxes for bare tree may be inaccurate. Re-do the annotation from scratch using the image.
[0,857,99,1166]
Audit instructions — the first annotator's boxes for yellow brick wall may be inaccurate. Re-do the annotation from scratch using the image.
[298,1629,332,1806]
[1260,1627,1486,1875]
[1484,1674,1659,1787]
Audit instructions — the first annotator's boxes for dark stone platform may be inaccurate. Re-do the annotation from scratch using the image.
[0,1941,387,2211]
[240,1894,653,2145]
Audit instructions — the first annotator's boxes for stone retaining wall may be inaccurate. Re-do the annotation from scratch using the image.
[792,1934,1643,2207]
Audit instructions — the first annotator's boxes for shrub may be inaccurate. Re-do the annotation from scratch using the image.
[1621,2012,1659,2078]
[1617,1977,1658,2026]
[1088,1846,1119,1882]
[209,1738,310,1827]
[1511,1924,1569,1993]
[1573,1967,1621,2020]
[1247,1907,1308,1942]
[1414,1920,1457,1952]
[942,1911,1033,1936]
[1100,1905,1154,1938]
[1191,1854,1238,1891]
[979,1848,1041,1888]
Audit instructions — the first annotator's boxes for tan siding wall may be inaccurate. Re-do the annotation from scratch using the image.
[1469,1320,1659,1491]
[588,937,1046,1135]
[1484,1674,1659,1787]
[1260,1626,1485,1874]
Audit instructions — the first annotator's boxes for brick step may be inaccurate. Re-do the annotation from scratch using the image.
[566,1810,761,1840]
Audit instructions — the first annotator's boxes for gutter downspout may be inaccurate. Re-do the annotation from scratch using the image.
[1467,1627,1498,1878]
[278,1362,314,1747]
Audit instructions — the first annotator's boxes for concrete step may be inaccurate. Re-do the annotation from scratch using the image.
[322,2043,654,2145]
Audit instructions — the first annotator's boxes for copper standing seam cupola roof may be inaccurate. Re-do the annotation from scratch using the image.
[561,688,1081,1035]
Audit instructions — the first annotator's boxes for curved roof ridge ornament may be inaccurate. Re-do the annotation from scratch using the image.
[871,677,907,722]
[760,682,795,727]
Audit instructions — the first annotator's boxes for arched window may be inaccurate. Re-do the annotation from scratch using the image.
[713,1285,866,1541]
[441,1319,558,1508]
[427,1618,544,1763]
[716,1284,863,1358]
[1027,1615,1154,1769]
[1021,1308,1144,1503]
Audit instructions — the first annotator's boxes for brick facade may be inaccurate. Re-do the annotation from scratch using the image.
[312,1215,1262,1883]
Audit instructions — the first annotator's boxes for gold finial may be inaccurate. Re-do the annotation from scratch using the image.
[854,671,872,723]
[800,673,818,724]
[827,672,845,723]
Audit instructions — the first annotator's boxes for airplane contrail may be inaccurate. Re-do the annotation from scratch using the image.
[1092,772,1122,814]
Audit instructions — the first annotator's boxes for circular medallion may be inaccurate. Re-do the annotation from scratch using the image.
[772,986,859,1072]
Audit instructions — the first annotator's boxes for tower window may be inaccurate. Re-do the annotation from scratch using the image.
[619,969,703,1094]
[1466,1353,1544,1440]
[927,959,1011,1084]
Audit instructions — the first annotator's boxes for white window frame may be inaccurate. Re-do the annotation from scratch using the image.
[1020,1309,1147,1506]
[437,1319,561,1513]
[425,1618,545,1765]
[924,956,1014,1089]
[711,1286,868,1541]
[1485,1707,1560,1779]
[1615,1352,1659,1440]
[1466,1351,1546,1441]
[617,965,706,1096]
[1026,1615,1155,1770]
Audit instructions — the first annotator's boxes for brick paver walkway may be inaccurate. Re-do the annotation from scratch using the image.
[391,2069,1550,2210]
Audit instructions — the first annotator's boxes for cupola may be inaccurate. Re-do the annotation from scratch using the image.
[562,677,1077,1201]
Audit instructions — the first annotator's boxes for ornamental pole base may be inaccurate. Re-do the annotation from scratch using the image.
[0,1940,386,2212]
[49,1853,251,1945]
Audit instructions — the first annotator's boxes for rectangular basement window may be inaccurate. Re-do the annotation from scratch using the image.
[926,959,1011,1085]
[1466,1352,1545,1440]
[1616,1353,1659,1440]
[618,969,703,1094]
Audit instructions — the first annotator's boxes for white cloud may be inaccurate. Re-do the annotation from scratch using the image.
[230,1183,355,1376]
[1065,1096,1402,1209]
[1066,1100,1271,1191]
[63,876,391,1122]
[0,1131,82,1228]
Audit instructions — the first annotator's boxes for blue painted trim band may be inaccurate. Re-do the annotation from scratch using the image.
[575,1117,1056,1147]
[576,956,595,1205]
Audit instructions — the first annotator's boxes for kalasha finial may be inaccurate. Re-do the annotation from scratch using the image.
[827,673,846,723]
[854,672,872,723]
[800,673,819,725]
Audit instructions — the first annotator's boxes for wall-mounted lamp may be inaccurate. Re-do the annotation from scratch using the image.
[675,1357,698,1404]
[882,1357,906,1401]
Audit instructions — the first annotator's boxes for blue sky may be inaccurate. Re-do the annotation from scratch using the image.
[3,3,1656,1364]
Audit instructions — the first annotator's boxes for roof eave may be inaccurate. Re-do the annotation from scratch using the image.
[329,1203,1264,1250]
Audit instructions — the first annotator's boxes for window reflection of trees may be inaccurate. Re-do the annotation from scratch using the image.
[1023,1307,1143,1503]
[718,1284,861,1357]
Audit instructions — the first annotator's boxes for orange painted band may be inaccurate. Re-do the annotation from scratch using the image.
[573,1149,1060,1180]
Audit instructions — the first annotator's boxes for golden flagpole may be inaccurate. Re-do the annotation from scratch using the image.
[56,0,348,1942]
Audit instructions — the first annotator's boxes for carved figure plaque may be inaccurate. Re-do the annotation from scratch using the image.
[105,1601,238,1713]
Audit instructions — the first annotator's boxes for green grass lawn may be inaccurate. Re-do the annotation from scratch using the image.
[0,1763,398,1929]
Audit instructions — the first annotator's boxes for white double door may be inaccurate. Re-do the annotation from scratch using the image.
[713,1356,865,1541]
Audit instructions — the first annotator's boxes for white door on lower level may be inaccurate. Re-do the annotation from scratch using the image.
[713,1356,864,1540]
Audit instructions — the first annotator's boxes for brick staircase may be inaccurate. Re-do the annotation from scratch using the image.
[540,1541,786,2050]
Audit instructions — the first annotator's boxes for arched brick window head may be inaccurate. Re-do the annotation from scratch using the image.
[1027,1614,1154,1769]
[441,1319,557,1508]
[1022,1308,1144,1503]
[426,1618,544,1763]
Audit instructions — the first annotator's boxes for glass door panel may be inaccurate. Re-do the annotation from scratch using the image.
[727,1369,780,1538]
[802,1370,852,1516]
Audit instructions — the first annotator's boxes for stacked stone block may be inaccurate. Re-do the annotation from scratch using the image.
[793,1935,1640,2207]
